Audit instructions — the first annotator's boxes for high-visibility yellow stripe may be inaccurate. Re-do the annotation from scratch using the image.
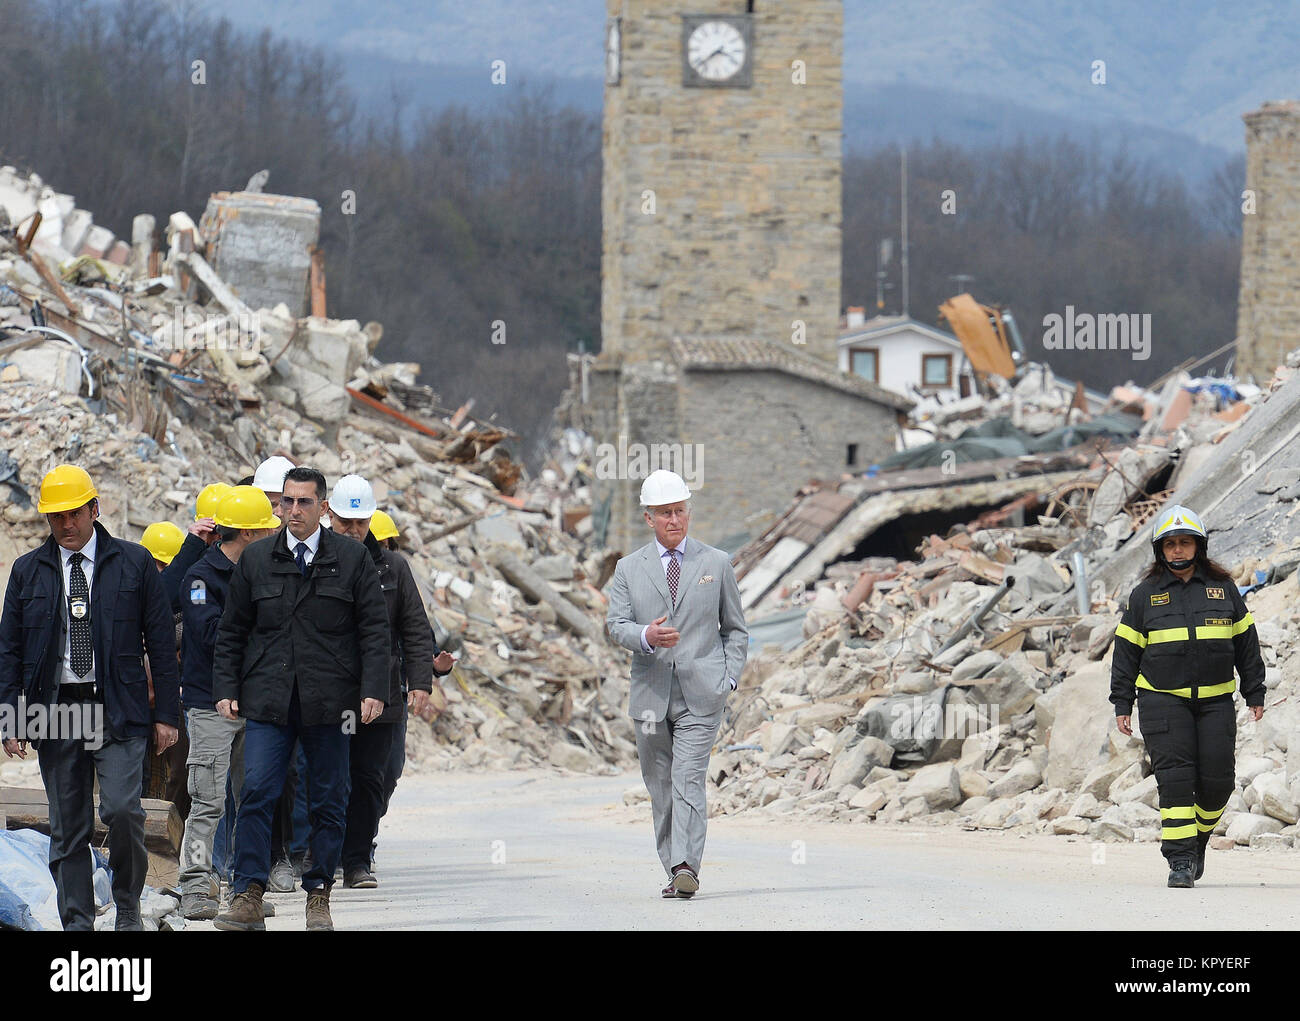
[1116,622,1147,648]
[1196,820,1217,833]
[1148,627,1189,643]
[1194,803,1226,822]
[1162,823,1198,840]
[1196,625,1233,640]
[1160,806,1195,820]
[1134,676,1236,699]
[1232,612,1254,636]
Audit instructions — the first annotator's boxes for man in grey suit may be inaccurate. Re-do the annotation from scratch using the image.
[606,469,748,899]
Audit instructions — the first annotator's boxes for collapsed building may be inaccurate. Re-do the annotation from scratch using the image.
[0,165,645,926]
[692,346,1300,851]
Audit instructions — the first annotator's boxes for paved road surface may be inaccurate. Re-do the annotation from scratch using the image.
[190,769,1300,931]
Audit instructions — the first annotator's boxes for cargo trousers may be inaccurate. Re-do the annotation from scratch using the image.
[1137,690,1236,862]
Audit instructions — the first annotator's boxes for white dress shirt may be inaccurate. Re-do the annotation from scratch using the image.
[289,525,322,567]
[59,532,98,688]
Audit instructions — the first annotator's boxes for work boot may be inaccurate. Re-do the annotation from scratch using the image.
[268,857,296,893]
[344,867,377,889]
[115,908,144,931]
[221,884,274,916]
[180,893,219,920]
[214,881,267,931]
[305,886,334,931]
[1167,857,1196,889]
[1195,834,1210,881]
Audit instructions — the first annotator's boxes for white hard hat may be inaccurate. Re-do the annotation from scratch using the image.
[330,474,377,519]
[639,469,692,506]
[252,455,295,495]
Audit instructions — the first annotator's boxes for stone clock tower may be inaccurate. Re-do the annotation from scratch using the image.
[600,0,844,364]
[586,1,898,555]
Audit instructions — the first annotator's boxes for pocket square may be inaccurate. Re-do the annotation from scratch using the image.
[699,575,714,584]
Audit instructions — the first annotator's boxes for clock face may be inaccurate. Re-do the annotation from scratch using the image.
[687,20,746,81]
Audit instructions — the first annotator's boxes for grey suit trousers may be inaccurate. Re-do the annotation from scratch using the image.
[634,673,723,876]
[37,730,147,931]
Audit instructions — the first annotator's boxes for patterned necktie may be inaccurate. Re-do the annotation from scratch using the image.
[666,549,679,608]
[295,542,309,577]
[68,551,93,677]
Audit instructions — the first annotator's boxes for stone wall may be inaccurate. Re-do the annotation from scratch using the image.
[679,368,897,546]
[1237,101,1300,382]
[601,0,844,364]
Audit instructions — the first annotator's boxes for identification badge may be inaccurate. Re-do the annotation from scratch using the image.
[70,598,87,619]
[1206,586,1225,600]
[190,580,207,605]
[1150,592,1170,606]
[1205,617,1232,626]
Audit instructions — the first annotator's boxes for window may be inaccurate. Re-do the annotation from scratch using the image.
[850,348,878,382]
[922,353,952,388]
[846,443,858,467]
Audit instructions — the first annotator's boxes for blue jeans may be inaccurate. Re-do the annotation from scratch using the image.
[232,689,351,893]
[291,744,310,859]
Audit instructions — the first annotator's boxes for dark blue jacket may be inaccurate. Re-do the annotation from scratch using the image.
[179,543,237,712]
[160,532,209,615]
[0,521,180,741]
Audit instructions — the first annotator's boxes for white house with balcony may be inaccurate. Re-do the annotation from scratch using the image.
[837,311,975,403]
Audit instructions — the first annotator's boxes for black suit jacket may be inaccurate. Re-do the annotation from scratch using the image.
[0,522,180,741]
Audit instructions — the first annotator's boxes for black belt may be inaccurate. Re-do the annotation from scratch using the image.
[56,685,101,703]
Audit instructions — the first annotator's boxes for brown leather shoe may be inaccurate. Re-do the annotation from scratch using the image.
[305,886,334,931]
[213,881,266,931]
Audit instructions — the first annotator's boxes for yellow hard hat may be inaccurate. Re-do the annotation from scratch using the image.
[195,483,232,521]
[37,464,98,514]
[214,485,281,531]
[370,510,399,541]
[141,521,186,565]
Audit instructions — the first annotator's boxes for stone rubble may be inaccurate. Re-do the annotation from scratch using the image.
[707,354,1300,861]
[0,165,638,790]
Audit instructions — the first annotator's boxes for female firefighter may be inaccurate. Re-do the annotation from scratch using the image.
[1110,505,1266,888]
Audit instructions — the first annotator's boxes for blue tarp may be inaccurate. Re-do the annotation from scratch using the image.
[0,829,112,931]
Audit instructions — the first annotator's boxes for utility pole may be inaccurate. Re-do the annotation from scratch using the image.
[900,147,909,319]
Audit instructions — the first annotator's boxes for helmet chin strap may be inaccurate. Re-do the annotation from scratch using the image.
[1165,558,1194,571]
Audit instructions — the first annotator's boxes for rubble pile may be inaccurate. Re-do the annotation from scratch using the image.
[710,351,1300,853]
[0,166,636,780]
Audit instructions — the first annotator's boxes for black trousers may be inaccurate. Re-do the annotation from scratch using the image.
[1137,691,1236,861]
[380,702,407,817]
[341,720,396,872]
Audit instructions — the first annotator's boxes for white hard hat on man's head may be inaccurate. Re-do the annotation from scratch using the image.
[640,469,692,507]
[252,455,296,495]
[330,474,377,519]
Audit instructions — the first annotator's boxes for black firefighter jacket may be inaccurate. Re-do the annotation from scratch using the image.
[0,521,180,742]
[365,533,434,724]
[212,526,390,727]
[1110,564,1266,717]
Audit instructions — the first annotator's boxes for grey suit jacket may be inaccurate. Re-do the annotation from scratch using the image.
[605,535,749,723]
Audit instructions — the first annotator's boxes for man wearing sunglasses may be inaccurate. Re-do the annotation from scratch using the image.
[212,466,390,931]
